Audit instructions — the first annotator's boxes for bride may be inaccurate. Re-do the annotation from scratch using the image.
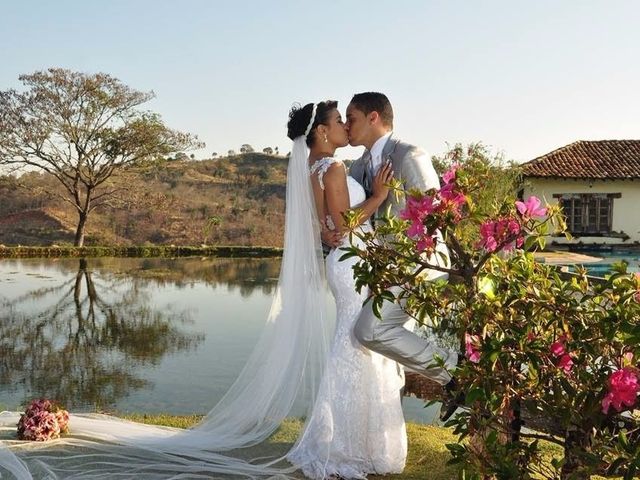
[285,101,407,479]
[0,100,406,479]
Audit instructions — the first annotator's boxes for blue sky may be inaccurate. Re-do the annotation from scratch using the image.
[1,0,638,162]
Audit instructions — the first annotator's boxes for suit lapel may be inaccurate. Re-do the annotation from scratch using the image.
[350,156,366,187]
[381,134,401,171]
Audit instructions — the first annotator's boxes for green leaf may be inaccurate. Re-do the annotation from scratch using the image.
[478,276,496,299]
[619,429,629,449]
[524,235,538,251]
[488,349,501,363]
[607,457,627,475]
[372,297,382,318]
[465,387,485,404]
[537,235,547,250]
[338,250,359,261]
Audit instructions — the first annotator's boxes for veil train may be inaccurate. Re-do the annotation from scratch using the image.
[0,134,333,479]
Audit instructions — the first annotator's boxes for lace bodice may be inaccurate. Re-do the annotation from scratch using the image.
[309,157,367,232]
[309,157,336,191]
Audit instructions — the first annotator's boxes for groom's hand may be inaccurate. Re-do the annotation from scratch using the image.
[321,229,343,249]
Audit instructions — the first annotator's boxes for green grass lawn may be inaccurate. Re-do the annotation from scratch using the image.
[122,413,460,479]
[121,413,625,479]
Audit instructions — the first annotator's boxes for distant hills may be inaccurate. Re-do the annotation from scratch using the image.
[0,153,289,247]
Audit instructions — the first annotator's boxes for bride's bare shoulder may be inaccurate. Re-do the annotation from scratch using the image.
[310,158,345,190]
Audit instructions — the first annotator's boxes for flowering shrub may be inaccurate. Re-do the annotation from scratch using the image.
[344,146,640,479]
[17,398,69,441]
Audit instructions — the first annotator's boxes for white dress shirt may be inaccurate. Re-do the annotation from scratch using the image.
[367,131,393,175]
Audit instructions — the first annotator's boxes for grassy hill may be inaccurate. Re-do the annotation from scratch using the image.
[0,153,289,247]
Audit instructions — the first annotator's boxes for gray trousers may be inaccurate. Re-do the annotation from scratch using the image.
[353,275,457,385]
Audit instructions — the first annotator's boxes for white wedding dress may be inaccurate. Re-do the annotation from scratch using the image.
[287,157,407,479]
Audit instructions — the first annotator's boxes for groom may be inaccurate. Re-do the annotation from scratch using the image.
[344,92,458,389]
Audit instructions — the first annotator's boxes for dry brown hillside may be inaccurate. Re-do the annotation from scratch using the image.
[0,153,288,247]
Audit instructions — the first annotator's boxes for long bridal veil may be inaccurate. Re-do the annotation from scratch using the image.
[0,136,334,479]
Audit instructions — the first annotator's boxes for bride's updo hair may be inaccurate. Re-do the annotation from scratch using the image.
[287,100,338,148]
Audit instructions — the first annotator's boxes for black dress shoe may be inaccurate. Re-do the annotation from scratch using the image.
[439,377,465,422]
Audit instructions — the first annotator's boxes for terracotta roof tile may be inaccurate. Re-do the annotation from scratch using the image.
[522,140,640,179]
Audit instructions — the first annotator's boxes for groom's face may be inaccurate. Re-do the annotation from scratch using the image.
[345,103,369,147]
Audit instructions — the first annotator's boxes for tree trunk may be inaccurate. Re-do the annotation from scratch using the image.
[73,259,86,338]
[561,427,591,479]
[74,212,88,247]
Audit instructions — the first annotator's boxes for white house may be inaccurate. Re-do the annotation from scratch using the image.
[521,140,640,246]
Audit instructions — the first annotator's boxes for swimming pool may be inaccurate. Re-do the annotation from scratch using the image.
[580,252,640,276]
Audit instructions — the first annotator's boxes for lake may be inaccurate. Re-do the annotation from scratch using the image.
[0,257,439,423]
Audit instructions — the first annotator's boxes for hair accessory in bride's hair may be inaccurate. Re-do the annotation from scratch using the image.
[304,103,317,138]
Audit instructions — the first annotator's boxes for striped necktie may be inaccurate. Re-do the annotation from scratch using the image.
[362,151,373,197]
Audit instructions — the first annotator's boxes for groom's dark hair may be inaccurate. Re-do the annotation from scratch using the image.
[350,92,393,129]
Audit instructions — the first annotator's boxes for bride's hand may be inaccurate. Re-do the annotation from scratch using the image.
[371,161,393,200]
[321,228,343,248]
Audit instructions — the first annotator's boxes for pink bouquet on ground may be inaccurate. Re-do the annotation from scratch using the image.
[17,398,70,441]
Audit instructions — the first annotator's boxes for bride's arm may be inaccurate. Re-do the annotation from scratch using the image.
[324,162,392,234]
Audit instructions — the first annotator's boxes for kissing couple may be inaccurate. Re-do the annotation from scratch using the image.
[286,92,458,479]
[0,92,458,480]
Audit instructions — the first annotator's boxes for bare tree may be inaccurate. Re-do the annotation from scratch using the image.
[0,68,203,246]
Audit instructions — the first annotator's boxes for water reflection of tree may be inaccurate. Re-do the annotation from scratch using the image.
[130,257,282,298]
[1,257,282,298]
[0,258,203,410]
[91,257,281,297]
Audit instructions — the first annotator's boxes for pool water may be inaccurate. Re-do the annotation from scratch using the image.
[579,252,640,276]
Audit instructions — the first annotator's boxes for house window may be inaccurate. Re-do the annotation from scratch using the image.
[556,193,617,235]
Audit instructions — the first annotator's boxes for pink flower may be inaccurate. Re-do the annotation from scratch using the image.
[479,221,499,252]
[400,196,436,222]
[442,164,459,185]
[406,220,425,238]
[549,336,574,374]
[24,399,52,417]
[416,235,435,252]
[400,195,442,253]
[18,411,60,441]
[16,398,69,441]
[601,367,640,414]
[465,333,481,363]
[400,196,437,241]
[438,185,467,221]
[478,218,522,252]
[558,354,574,374]
[55,410,70,434]
[550,340,566,357]
[515,196,547,218]
[501,220,524,252]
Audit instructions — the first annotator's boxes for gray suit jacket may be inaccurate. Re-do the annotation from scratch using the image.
[349,134,441,218]
[350,134,450,273]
